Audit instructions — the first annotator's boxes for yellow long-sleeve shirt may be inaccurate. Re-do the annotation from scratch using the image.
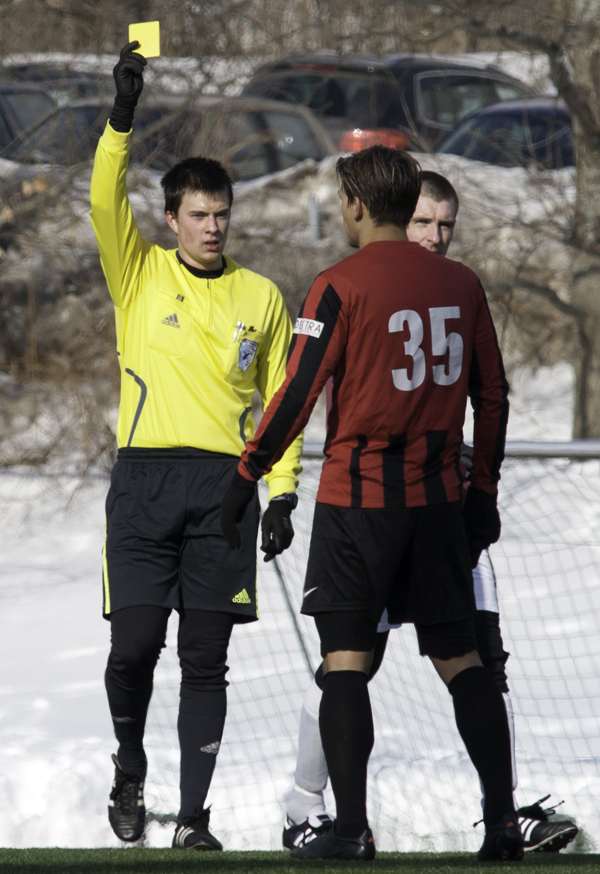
[90,122,302,498]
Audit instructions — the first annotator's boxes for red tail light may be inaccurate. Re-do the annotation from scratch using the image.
[338,128,411,151]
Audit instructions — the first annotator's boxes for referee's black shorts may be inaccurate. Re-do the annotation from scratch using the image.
[103,448,259,622]
[301,501,476,659]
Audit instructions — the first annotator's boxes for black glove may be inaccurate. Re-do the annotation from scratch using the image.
[220,469,257,550]
[110,41,147,133]
[462,486,501,569]
[113,41,147,105]
[261,498,295,562]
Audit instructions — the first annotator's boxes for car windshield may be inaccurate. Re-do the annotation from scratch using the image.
[417,74,530,128]
[439,109,574,169]
[246,71,402,130]
[260,110,323,168]
[3,90,55,130]
[6,104,109,163]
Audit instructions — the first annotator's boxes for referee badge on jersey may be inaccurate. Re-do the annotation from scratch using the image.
[237,338,258,371]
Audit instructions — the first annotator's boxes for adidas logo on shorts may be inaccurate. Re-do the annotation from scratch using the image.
[162,313,180,328]
[200,741,221,755]
[232,588,251,604]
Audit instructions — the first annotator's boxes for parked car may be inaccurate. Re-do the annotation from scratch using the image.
[0,82,55,152]
[0,96,337,179]
[1,63,114,107]
[437,98,574,170]
[242,52,538,151]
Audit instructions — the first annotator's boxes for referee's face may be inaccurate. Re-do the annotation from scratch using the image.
[407,195,456,257]
[166,189,231,270]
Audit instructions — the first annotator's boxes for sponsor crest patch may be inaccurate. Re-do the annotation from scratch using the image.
[294,317,324,338]
[237,339,258,371]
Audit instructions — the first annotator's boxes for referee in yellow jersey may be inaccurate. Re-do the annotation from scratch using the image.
[90,43,302,850]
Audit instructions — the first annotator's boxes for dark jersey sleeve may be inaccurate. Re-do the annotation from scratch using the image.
[238,275,347,481]
[468,284,509,493]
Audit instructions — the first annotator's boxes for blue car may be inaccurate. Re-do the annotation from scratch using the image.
[437,98,574,170]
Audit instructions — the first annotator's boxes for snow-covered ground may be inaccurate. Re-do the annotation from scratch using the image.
[1,362,598,852]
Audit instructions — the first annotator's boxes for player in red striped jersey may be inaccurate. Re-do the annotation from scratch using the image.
[281,173,577,856]
[221,148,521,861]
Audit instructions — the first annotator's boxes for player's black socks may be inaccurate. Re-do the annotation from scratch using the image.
[448,665,514,826]
[319,670,373,838]
[178,690,227,820]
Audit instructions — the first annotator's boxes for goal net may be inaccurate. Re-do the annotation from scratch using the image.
[143,450,600,852]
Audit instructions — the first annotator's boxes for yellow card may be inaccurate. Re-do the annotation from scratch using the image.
[129,21,161,58]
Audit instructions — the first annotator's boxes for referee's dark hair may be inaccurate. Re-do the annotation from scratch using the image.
[336,146,421,228]
[161,157,234,215]
[420,170,459,212]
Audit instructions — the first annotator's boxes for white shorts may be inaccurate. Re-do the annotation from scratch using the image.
[472,550,499,612]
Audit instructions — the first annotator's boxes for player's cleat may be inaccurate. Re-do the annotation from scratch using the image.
[477,813,525,862]
[290,825,375,860]
[108,753,146,843]
[283,813,334,849]
[172,807,223,851]
[517,796,578,853]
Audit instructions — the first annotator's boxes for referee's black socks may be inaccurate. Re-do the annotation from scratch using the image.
[319,670,373,838]
[448,665,514,826]
[178,689,227,820]
[105,605,170,776]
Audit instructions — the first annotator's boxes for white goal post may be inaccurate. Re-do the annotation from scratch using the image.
[144,442,600,852]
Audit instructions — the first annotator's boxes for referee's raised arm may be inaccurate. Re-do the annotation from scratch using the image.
[89,42,150,309]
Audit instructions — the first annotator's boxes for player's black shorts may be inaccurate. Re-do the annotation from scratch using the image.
[301,500,475,632]
[103,448,259,622]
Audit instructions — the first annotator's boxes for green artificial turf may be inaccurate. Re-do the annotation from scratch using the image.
[0,850,597,874]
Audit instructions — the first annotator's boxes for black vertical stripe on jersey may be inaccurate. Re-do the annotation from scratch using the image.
[382,434,407,509]
[423,430,448,504]
[238,406,252,445]
[124,368,148,447]
[350,435,368,508]
[245,283,343,479]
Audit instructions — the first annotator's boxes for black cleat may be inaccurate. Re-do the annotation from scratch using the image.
[108,754,146,843]
[172,806,223,851]
[290,825,375,860]
[478,813,525,862]
[283,813,334,849]
[517,795,578,853]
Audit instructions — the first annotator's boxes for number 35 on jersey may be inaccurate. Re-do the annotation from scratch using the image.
[389,306,463,391]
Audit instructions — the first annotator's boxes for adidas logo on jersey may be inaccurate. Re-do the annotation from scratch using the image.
[200,741,221,755]
[162,313,180,328]
[232,588,251,604]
